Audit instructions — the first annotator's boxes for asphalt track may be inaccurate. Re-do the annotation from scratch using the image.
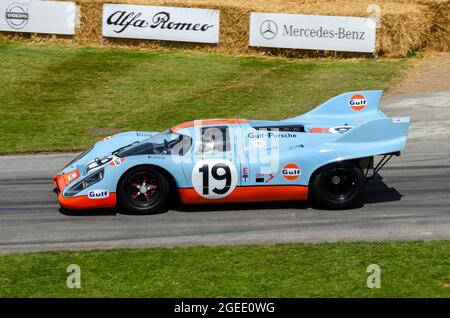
[0,92,449,253]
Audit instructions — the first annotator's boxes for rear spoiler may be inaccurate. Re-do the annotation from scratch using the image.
[332,117,410,144]
[330,117,411,158]
[285,90,386,123]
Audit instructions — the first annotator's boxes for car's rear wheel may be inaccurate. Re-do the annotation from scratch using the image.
[118,166,170,214]
[311,161,365,209]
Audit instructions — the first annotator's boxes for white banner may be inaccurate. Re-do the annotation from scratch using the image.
[0,0,76,35]
[249,12,376,53]
[103,4,220,44]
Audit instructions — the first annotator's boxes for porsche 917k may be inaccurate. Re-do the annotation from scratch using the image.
[53,90,410,213]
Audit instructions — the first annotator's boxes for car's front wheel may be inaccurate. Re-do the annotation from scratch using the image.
[311,161,365,209]
[117,166,170,214]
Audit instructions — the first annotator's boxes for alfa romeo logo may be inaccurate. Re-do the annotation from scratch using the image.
[260,20,278,40]
[5,3,29,30]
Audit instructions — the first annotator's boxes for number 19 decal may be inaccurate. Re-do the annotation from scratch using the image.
[192,159,238,199]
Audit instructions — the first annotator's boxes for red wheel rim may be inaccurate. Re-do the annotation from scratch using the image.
[127,172,160,207]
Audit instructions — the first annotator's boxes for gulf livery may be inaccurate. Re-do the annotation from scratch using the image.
[53,90,410,213]
[282,164,301,180]
[348,93,367,111]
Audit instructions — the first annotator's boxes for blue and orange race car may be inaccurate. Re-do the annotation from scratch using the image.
[53,90,410,213]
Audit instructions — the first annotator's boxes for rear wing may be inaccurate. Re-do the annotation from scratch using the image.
[286,90,386,123]
[333,117,410,144]
[282,90,410,170]
[331,116,411,156]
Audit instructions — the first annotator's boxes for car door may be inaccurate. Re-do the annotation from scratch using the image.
[181,124,242,200]
[244,129,281,187]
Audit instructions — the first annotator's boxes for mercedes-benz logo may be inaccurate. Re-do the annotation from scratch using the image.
[260,20,278,40]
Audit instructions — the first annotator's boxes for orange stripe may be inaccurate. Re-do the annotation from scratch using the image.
[172,119,248,132]
[309,127,330,133]
[52,169,80,193]
[58,193,116,210]
[178,186,308,204]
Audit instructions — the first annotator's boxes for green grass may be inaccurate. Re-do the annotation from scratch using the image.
[0,41,408,153]
[0,241,449,297]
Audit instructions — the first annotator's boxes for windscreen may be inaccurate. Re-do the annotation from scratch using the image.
[116,130,192,157]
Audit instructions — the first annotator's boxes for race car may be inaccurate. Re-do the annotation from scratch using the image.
[53,90,410,213]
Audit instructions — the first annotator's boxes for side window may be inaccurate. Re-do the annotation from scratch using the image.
[170,134,193,156]
[197,126,231,154]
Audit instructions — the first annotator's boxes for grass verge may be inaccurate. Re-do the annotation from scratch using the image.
[0,241,449,297]
[0,41,408,154]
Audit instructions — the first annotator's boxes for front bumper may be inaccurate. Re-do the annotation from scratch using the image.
[53,173,116,210]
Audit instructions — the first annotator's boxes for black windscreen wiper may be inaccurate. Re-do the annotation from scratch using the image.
[116,142,155,157]
[113,141,140,156]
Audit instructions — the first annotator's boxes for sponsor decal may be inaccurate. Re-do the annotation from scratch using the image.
[310,126,353,134]
[147,155,166,160]
[242,167,249,182]
[1,0,76,35]
[349,94,367,111]
[392,117,410,124]
[67,172,78,181]
[289,144,304,150]
[255,175,265,183]
[260,20,277,39]
[192,159,238,199]
[87,189,109,199]
[106,11,215,34]
[329,126,353,134]
[101,135,113,141]
[255,173,274,183]
[109,157,125,166]
[63,169,80,184]
[249,12,376,53]
[102,4,220,44]
[252,139,266,148]
[282,163,301,180]
[5,3,29,30]
[248,132,298,138]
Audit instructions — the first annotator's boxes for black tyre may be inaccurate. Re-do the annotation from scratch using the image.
[311,161,365,209]
[117,166,170,214]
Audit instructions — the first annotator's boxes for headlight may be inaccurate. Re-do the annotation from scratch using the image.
[64,168,104,197]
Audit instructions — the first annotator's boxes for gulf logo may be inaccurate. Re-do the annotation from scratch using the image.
[88,189,109,199]
[348,94,367,111]
[281,163,301,181]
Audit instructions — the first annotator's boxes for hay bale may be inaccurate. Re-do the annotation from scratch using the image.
[0,0,446,57]
[421,0,450,51]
